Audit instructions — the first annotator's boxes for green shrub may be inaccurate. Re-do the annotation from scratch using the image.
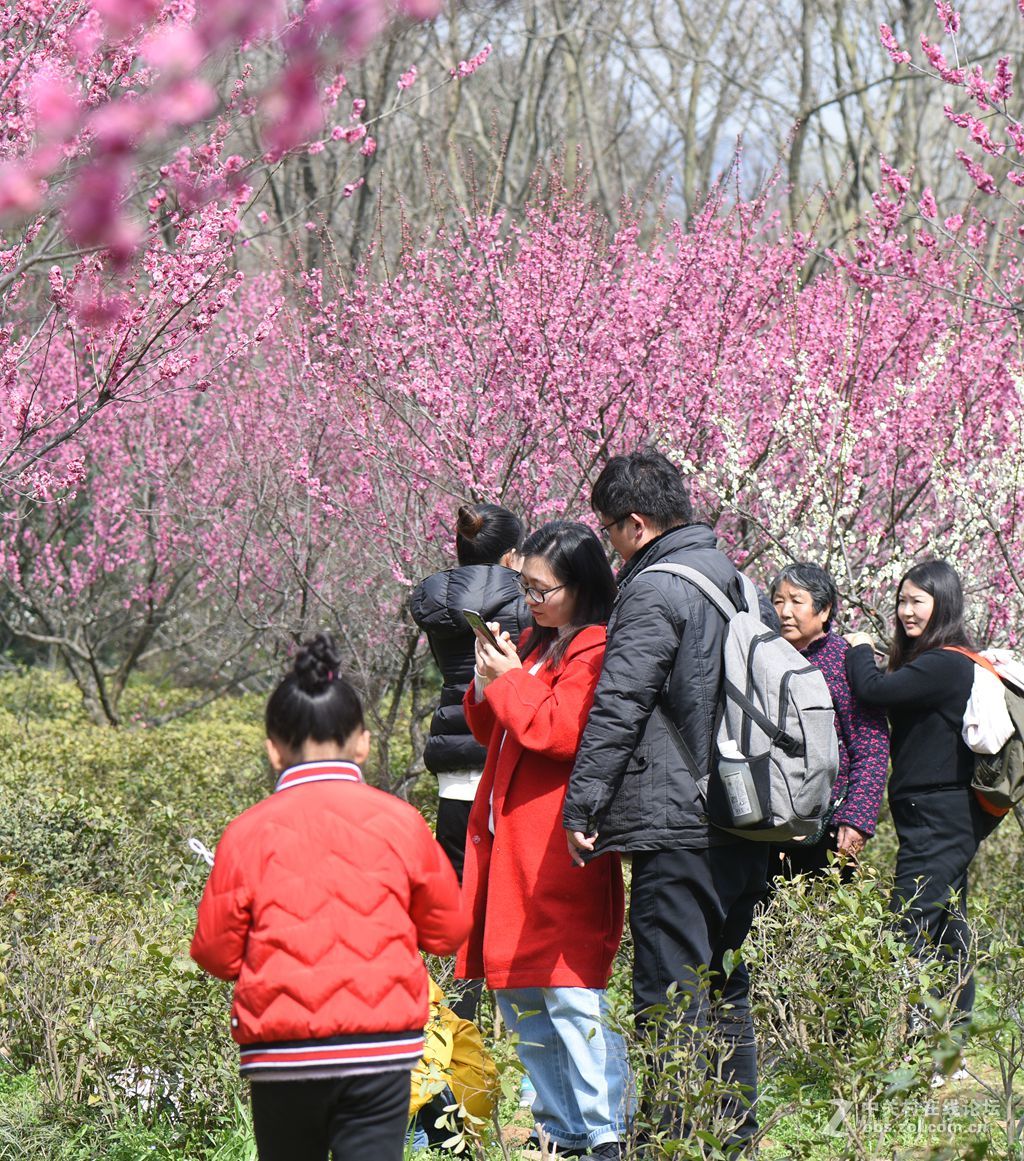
[0,674,267,898]
[750,866,917,1076]
[0,672,262,1156]
[0,788,130,894]
[0,670,89,725]
[0,868,243,1153]
[1,669,1022,1158]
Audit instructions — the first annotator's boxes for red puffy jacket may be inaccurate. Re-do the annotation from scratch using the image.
[191,760,468,1075]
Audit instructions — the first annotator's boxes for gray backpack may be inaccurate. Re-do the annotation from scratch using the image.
[646,563,839,842]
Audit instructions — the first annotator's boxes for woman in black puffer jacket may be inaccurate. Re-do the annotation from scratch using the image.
[410,504,530,885]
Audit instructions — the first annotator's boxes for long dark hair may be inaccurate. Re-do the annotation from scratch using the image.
[266,632,365,750]
[455,503,523,566]
[518,521,616,668]
[889,559,972,670]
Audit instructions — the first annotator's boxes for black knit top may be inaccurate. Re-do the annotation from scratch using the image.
[845,644,974,799]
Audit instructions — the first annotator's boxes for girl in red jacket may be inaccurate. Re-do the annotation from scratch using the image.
[457,522,630,1160]
[191,633,468,1161]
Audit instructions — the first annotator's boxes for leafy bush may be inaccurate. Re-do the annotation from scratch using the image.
[0,789,129,894]
[0,868,244,1150]
[0,672,261,1156]
[0,670,1022,1159]
[750,867,919,1076]
[748,830,1024,1161]
[0,672,267,896]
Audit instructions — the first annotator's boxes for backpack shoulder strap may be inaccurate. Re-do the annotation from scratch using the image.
[739,573,760,620]
[644,563,740,620]
[943,644,1001,679]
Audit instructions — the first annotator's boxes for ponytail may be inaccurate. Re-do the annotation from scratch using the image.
[455,503,523,565]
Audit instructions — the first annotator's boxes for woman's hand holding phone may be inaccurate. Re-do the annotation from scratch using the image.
[473,623,521,687]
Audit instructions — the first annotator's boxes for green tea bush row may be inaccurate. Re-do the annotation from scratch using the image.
[0,670,1022,1158]
[0,672,266,1155]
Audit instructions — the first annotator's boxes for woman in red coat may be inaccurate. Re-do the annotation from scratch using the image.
[456,521,629,1160]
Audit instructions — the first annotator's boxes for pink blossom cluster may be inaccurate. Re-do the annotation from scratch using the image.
[0,0,441,262]
[934,1,961,36]
[943,107,1005,157]
[954,149,998,194]
[881,4,1024,211]
[991,57,1014,104]
[451,44,492,78]
[919,35,965,85]
[879,24,912,66]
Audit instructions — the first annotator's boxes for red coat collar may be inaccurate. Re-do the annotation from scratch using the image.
[519,623,607,669]
[274,761,364,792]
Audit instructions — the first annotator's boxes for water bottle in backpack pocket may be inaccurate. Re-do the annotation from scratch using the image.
[717,740,765,827]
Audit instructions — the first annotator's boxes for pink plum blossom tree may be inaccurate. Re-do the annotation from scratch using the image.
[0,0,450,506]
[4,0,1024,763]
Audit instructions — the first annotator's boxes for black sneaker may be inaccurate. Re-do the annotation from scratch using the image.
[589,1144,622,1159]
[521,1135,587,1159]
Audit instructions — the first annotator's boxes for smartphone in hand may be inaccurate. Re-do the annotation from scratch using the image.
[462,609,500,650]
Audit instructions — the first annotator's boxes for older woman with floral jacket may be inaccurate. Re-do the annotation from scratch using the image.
[769,562,890,877]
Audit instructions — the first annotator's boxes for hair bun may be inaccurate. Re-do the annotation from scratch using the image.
[456,504,485,540]
[292,632,343,695]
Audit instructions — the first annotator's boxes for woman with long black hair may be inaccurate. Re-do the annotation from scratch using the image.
[845,560,1001,1048]
[457,521,629,1159]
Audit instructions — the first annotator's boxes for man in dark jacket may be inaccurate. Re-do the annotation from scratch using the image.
[563,450,768,1147]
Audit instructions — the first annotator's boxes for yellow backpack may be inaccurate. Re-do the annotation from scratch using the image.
[410,980,499,1139]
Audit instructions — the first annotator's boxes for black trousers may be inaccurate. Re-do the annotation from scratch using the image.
[435,798,472,882]
[250,1069,411,1161]
[766,826,854,887]
[889,786,1000,1022]
[630,843,768,1143]
[436,797,484,1021]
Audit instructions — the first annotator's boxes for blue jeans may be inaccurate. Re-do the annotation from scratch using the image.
[496,987,631,1150]
[408,1085,456,1151]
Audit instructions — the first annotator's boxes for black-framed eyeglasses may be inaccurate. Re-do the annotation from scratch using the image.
[516,575,567,604]
[598,516,625,537]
